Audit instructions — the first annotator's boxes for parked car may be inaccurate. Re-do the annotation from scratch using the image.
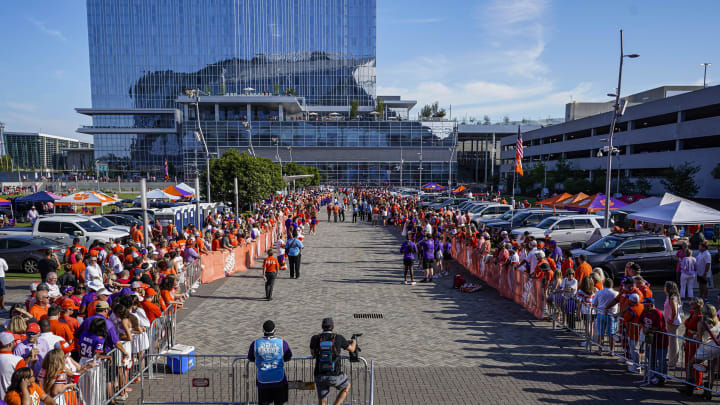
[102,213,143,227]
[571,233,675,280]
[47,213,131,233]
[119,209,156,225]
[427,197,453,210]
[488,210,574,235]
[475,209,530,229]
[468,204,512,227]
[0,215,130,248]
[511,215,606,248]
[457,200,478,212]
[0,235,64,273]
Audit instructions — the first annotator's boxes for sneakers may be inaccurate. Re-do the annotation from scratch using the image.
[403,281,409,285]
[410,281,416,285]
[420,278,427,283]
[627,365,641,374]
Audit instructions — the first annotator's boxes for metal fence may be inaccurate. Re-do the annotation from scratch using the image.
[140,354,374,405]
[546,293,720,400]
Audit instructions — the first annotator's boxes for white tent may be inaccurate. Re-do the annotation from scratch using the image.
[176,183,195,194]
[627,200,720,225]
[620,196,662,213]
[138,189,180,200]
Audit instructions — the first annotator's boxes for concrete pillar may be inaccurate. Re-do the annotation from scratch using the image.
[591,128,596,136]
[279,104,284,121]
[562,134,567,141]
[246,104,252,121]
[490,133,495,177]
[215,104,220,121]
[675,139,681,151]
[183,105,189,120]
[677,111,684,123]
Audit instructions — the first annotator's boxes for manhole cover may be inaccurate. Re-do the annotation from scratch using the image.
[353,313,384,319]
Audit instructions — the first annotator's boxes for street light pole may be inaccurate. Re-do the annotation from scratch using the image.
[603,29,639,228]
[701,63,712,88]
[186,89,211,203]
[95,160,100,191]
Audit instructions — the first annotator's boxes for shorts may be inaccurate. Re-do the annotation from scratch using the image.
[697,276,708,285]
[403,258,414,267]
[315,374,349,401]
[596,313,617,336]
[422,258,434,269]
[443,252,452,261]
[0,277,5,296]
[258,384,288,405]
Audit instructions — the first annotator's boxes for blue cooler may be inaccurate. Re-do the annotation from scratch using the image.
[166,344,196,374]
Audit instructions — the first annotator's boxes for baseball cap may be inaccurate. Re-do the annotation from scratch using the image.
[629,293,641,303]
[88,280,104,291]
[539,262,551,271]
[133,268,144,277]
[97,288,111,296]
[131,281,143,289]
[0,332,15,346]
[535,251,545,258]
[61,286,75,294]
[61,299,79,311]
[643,297,655,305]
[95,301,111,311]
[29,282,39,292]
[55,340,72,354]
[622,278,634,285]
[321,317,334,330]
[26,323,40,334]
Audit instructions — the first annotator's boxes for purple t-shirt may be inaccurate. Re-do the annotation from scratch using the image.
[183,247,199,263]
[79,331,106,358]
[419,239,435,260]
[400,241,417,260]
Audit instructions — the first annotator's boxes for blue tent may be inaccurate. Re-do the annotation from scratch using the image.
[16,191,61,203]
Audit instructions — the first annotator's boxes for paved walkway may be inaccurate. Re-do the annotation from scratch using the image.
[171,219,710,404]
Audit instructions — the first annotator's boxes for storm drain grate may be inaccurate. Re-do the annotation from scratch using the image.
[353,313,384,319]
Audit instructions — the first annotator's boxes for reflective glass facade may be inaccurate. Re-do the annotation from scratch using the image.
[87,0,376,109]
[3,133,93,170]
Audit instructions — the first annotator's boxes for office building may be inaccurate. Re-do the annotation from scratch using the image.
[500,85,720,198]
[2,132,93,171]
[77,0,456,185]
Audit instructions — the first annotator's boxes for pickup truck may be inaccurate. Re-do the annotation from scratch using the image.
[511,215,608,248]
[0,215,130,248]
[571,233,677,281]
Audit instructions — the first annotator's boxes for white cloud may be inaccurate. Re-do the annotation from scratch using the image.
[7,102,37,112]
[27,17,67,42]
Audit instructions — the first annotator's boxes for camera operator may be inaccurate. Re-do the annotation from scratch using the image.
[309,318,356,405]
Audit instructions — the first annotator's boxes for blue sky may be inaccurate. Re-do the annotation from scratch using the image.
[1,0,719,141]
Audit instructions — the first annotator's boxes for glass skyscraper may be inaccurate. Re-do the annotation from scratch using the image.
[78,0,456,185]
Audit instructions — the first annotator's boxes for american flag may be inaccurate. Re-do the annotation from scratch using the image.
[515,126,524,177]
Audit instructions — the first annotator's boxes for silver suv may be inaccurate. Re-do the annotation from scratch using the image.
[511,215,604,248]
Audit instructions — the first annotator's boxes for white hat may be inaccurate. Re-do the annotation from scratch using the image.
[134,292,145,302]
[629,293,641,303]
[97,288,111,296]
[0,332,15,346]
[88,280,104,291]
[535,250,546,258]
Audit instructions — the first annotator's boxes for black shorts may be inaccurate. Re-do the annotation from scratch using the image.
[698,275,708,285]
[422,258,434,269]
[403,258,414,267]
[258,384,288,405]
[443,252,452,260]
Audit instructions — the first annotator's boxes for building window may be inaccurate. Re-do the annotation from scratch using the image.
[681,134,720,150]
[632,112,677,129]
[683,104,720,122]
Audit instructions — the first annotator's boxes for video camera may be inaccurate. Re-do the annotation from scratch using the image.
[349,333,362,362]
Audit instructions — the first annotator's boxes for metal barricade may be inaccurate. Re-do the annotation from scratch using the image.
[53,386,83,405]
[140,354,374,405]
[181,260,202,296]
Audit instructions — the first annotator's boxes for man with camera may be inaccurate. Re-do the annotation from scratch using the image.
[309,318,357,405]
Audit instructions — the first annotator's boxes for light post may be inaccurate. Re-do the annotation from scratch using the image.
[603,29,638,228]
[94,160,100,191]
[701,63,712,88]
[272,137,282,176]
[286,145,293,162]
[185,89,212,203]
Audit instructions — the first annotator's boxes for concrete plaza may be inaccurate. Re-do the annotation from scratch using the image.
[171,219,707,404]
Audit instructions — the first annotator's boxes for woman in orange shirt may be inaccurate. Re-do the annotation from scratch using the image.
[159,275,184,309]
[4,367,55,405]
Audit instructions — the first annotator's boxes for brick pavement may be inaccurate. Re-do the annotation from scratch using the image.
[170,218,710,404]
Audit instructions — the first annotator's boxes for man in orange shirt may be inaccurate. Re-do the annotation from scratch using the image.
[70,254,86,285]
[29,287,50,320]
[263,249,280,300]
[574,254,593,282]
[47,305,73,344]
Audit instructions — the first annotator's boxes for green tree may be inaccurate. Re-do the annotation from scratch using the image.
[282,162,320,188]
[375,98,384,119]
[204,150,284,206]
[285,88,297,96]
[420,104,433,119]
[518,163,545,194]
[350,100,359,119]
[661,162,700,197]
[273,83,280,95]
[0,155,13,171]
[503,116,510,124]
[635,178,652,195]
[483,115,491,125]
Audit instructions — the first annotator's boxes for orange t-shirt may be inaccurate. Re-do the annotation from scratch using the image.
[594,281,604,291]
[4,382,42,405]
[60,314,80,338]
[29,304,49,320]
[263,257,279,273]
[574,262,592,282]
[49,319,74,343]
[71,262,86,284]
[561,258,574,272]
[637,284,652,299]
[140,300,162,323]
[212,239,221,251]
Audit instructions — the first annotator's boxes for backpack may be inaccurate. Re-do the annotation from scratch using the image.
[454,274,466,289]
[317,333,337,373]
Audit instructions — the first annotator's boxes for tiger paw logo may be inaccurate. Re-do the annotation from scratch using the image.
[73,193,89,200]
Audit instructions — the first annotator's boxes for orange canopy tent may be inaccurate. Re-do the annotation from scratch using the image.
[555,192,589,209]
[452,185,467,194]
[163,185,194,197]
[536,192,572,207]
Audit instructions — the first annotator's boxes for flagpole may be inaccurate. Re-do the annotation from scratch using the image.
[511,168,516,210]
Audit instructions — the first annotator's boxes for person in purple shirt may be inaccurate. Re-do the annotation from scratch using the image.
[400,239,418,285]
[77,301,129,360]
[182,243,199,263]
[80,280,113,316]
[418,234,435,283]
